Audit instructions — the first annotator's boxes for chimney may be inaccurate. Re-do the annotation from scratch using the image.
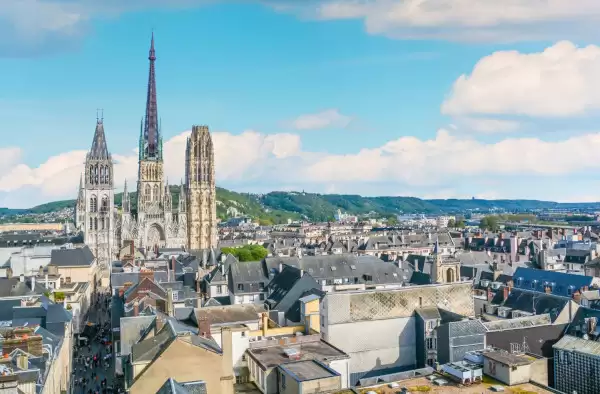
[166,288,174,317]
[503,286,509,301]
[45,274,49,289]
[171,256,176,272]
[221,263,226,276]
[573,290,582,304]
[278,263,283,273]
[300,269,304,277]
[261,313,269,336]
[133,300,139,317]
[30,276,35,292]
[6,268,12,279]
[220,328,235,393]
[19,274,24,283]
[16,354,28,370]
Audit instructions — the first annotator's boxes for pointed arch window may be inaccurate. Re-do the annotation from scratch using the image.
[153,185,160,202]
[145,184,151,203]
[94,217,98,230]
[99,166,104,184]
[90,196,98,213]
[89,220,93,230]
[101,217,105,230]
[94,164,99,184]
[101,195,109,213]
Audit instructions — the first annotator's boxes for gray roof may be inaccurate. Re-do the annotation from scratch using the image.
[230,260,267,294]
[553,334,600,356]
[415,307,441,321]
[156,378,207,394]
[0,278,47,298]
[131,323,176,363]
[484,314,552,331]
[265,254,407,286]
[50,246,94,267]
[447,319,487,337]
[120,316,157,357]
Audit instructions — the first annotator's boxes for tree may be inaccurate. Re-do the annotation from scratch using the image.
[455,219,466,229]
[479,216,499,231]
[222,244,269,262]
[447,219,456,228]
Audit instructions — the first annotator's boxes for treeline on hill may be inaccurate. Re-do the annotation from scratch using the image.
[8,188,600,224]
[221,244,269,262]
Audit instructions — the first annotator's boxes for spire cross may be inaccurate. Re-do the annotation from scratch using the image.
[96,108,104,121]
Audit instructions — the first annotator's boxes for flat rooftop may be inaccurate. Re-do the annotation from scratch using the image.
[194,304,265,325]
[280,360,338,382]
[355,375,555,394]
[483,350,535,366]
[248,337,348,369]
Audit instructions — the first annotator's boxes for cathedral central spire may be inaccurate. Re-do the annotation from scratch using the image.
[142,33,160,160]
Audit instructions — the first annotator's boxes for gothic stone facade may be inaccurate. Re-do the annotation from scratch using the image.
[75,119,115,266]
[77,35,216,256]
[186,125,217,250]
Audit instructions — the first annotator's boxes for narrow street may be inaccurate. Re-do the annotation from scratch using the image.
[72,292,116,394]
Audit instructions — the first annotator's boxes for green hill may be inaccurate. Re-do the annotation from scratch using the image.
[5,188,600,224]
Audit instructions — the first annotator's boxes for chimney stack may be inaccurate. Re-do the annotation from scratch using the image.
[503,286,509,301]
[166,288,174,317]
[133,300,140,316]
[45,274,49,289]
[30,276,35,292]
[278,263,283,273]
[19,274,24,283]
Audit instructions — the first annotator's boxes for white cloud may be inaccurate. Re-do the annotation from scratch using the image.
[442,41,600,117]
[5,127,600,207]
[7,0,599,53]
[290,109,352,130]
[456,118,521,133]
[308,0,600,42]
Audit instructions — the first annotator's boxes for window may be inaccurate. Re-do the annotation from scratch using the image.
[172,292,179,301]
[241,331,246,338]
[426,337,436,350]
[101,218,105,230]
[427,320,435,330]
[242,354,247,361]
[94,218,98,230]
[238,284,244,291]
[259,293,265,301]
[89,220,93,230]
[259,282,265,291]
[216,285,223,294]
[90,196,98,212]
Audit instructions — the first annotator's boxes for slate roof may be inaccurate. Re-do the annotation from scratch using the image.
[415,307,441,321]
[264,254,407,286]
[446,319,487,337]
[0,278,47,298]
[512,267,594,297]
[192,304,265,326]
[229,260,267,295]
[157,378,207,394]
[491,287,570,322]
[50,246,95,267]
[265,265,322,322]
[131,322,176,363]
[120,316,157,357]
[0,299,20,322]
[484,313,552,331]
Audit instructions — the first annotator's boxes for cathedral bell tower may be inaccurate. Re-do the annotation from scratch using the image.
[136,33,166,249]
[84,114,115,266]
[186,125,217,250]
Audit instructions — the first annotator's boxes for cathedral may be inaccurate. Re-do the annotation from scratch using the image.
[75,35,218,263]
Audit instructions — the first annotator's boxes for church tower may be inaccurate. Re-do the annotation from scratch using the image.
[84,115,114,266]
[136,33,166,247]
[186,125,217,250]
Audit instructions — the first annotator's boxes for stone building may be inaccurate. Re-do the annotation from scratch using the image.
[75,117,115,266]
[185,125,217,250]
[77,35,221,255]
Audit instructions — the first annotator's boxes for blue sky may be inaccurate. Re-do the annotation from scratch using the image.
[2,1,600,207]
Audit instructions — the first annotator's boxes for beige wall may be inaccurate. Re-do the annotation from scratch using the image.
[130,338,234,394]
[483,357,531,386]
[57,263,98,286]
[529,356,548,387]
[41,322,72,394]
[555,300,579,324]
[278,369,341,394]
[0,223,63,232]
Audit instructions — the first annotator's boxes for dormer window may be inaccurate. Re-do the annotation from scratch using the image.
[516,277,523,286]
[237,284,244,291]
